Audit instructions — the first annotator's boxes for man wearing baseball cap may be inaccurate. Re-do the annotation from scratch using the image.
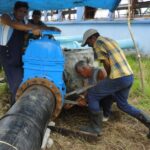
[79,29,150,137]
[81,29,98,47]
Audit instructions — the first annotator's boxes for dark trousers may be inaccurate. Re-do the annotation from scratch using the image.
[100,95,114,117]
[0,28,25,105]
[87,75,141,118]
[2,64,23,105]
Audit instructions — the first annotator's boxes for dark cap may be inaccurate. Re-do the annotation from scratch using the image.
[14,1,29,10]
[33,10,42,16]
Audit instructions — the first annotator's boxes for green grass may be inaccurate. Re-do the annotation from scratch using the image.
[0,66,7,95]
[127,54,150,111]
[0,83,8,95]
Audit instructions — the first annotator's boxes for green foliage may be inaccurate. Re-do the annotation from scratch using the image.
[0,68,8,96]
[126,54,150,111]
[0,83,8,95]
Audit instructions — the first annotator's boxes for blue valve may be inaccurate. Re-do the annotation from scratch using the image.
[41,30,61,36]
[28,30,61,37]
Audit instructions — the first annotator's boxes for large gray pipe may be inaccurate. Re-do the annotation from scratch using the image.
[0,85,55,150]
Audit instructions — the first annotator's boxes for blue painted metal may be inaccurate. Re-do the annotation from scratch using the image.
[54,35,134,49]
[0,0,121,13]
[41,30,60,36]
[117,39,134,49]
[48,19,150,54]
[22,31,66,102]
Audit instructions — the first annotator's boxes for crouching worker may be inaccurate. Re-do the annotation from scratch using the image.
[64,93,113,123]
[75,60,114,135]
[78,29,150,137]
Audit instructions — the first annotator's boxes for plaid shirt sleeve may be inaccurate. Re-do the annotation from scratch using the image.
[94,40,108,61]
[94,36,133,79]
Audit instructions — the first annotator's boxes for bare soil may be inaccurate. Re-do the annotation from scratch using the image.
[49,106,150,150]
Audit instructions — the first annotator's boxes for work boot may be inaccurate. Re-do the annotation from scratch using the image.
[136,112,150,138]
[9,94,15,106]
[80,111,103,136]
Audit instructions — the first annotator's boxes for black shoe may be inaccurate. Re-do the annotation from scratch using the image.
[136,112,150,138]
[80,111,103,136]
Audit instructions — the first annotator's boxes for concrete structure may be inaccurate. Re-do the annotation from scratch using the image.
[47,19,150,54]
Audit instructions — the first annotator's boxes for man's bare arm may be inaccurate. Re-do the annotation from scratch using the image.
[97,68,107,80]
[1,14,41,35]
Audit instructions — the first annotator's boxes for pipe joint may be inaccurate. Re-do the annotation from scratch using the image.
[16,78,63,119]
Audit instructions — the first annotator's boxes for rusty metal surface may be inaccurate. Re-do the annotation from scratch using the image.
[16,78,63,118]
[0,85,55,150]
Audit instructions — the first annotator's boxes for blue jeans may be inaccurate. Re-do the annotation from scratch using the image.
[100,95,114,117]
[87,75,141,118]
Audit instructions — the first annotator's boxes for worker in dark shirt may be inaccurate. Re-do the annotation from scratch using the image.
[27,10,61,41]
[28,10,46,26]
[0,1,41,105]
[29,10,61,31]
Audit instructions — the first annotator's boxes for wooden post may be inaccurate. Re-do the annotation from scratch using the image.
[128,0,144,91]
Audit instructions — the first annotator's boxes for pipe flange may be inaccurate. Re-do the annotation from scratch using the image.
[16,78,63,119]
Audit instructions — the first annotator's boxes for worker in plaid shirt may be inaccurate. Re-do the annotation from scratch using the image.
[75,29,150,137]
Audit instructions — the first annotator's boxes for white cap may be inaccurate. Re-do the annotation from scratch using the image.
[81,29,98,47]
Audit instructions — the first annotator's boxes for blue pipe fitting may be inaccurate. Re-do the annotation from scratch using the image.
[21,32,66,104]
